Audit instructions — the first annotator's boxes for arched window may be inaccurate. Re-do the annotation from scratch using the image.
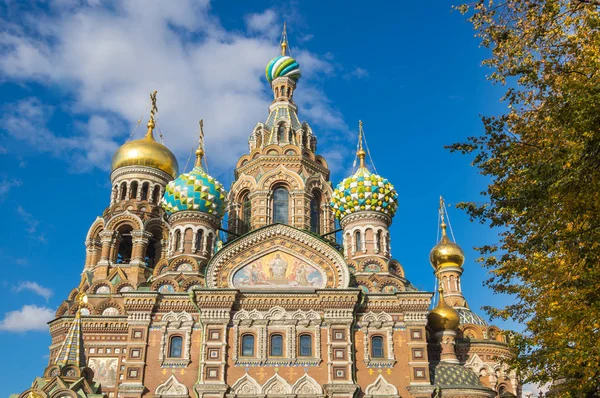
[241,193,251,234]
[169,336,183,358]
[277,124,286,143]
[298,334,312,357]
[355,231,362,251]
[116,225,133,264]
[152,185,160,203]
[270,334,283,357]
[377,230,383,252]
[241,334,254,357]
[174,230,182,252]
[195,230,203,251]
[273,187,289,224]
[310,192,321,234]
[141,182,149,201]
[371,335,384,358]
[120,182,127,200]
[206,233,214,253]
[130,181,138,199]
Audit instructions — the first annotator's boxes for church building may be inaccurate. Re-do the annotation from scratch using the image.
[14,30,519,398]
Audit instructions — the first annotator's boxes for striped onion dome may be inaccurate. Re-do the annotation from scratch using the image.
[266,55,301,83]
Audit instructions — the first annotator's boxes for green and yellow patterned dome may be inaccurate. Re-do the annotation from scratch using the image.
[330,145,398,221]
[161,128,227,217]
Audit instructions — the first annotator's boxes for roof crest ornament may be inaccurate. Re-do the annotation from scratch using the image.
[195,119,205,168]
[145,90,158,140]
[280,22,289,56]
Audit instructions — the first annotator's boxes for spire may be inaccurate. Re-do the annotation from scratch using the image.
[145,90,158,140]
[280,22,288,56]
[439,195,449,243]
[357,120,367,170]
[54,292,87,368]
[195,119,205,168]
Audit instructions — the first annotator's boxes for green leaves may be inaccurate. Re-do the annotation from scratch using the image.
[454,1,600,395]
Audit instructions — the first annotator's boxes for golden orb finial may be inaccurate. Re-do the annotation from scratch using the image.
[428,284,460,332]
[430,196,465,270]
[195,119,205,167]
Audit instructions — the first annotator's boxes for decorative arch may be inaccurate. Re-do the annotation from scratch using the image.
[365,374,399,397]
[231,373,262,395]
[262,373,292,395]
[105,211,143,231]
[155,374,188,397]
[205,224,350,290]
[95,299,124,316]
[256,164,303,191]
[291,373,322,395]
[85,217,105,241]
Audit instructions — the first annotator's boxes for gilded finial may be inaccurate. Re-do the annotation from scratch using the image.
[74,291,88,318]
[281,22,288,56]
[439,195,448,239]
[146,90,158,140]
[357,120,367,169]
[195,119,205,167]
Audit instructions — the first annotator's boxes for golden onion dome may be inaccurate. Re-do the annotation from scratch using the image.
[430,222,465,270]
[111,119,179,178]
[428,287,460,332]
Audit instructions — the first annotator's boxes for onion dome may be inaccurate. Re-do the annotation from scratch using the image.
[161,121,227,217]
[266,55,301,83]
[112,91,178,178]
[330,122,398,221]
[265,23,301,83]
[430,220,465,270]
[428,287,460,332]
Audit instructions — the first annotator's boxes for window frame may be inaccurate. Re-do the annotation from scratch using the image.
[370,335,385,359]
[241,334,255,357]
[168,335,183,358]
[269,333,284,357]
[272,186,289,224]
[298,334,313,357]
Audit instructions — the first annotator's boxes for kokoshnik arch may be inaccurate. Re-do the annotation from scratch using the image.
[13,27,520,398]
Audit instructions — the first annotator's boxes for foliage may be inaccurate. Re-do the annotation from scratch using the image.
[450,1,600,395]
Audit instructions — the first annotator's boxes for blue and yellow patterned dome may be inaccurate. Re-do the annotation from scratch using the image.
[266,55,301,83]
[161,146,227,217]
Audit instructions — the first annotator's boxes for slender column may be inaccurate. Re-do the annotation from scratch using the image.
[130,230,153,266]
[98,231,116,266]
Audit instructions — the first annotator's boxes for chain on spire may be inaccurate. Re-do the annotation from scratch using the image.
[146,90,158,139]
[195,119,205,167]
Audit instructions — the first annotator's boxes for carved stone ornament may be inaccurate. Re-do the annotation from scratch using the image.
[154,374,189,397]
[364,375,399,397]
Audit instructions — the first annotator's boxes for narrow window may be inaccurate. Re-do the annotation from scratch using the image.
[377,230,383,252]
[272,187,289,224]
[116,226,133,264]
[174,230,182,251]
[206,233,214,253]
[130,181,138,199]
[152,185,160,203]
[278,124,286,143]
[169,336,183,358]
[371,336,384,358]
[141,182,149,201]
[241,193,251,234]
[270,334,283,357]
[120,182,127,200]
[299,334,312,357]
[195,230,203,251]
[310,192,321,234]
[241,334,255,357]
[355,231,362,251]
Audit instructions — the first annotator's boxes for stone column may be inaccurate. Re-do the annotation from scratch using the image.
[130,230,153,266]
[98,230,116,266]
[436,329,459,364]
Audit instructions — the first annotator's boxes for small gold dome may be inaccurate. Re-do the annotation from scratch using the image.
[430,222,465,270]
[111,120,179,178]
[428,287,460,332]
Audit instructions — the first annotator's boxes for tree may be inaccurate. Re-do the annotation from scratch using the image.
[450,1,600,395]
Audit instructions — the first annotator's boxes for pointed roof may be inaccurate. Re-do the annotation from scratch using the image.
[54,292,87,368]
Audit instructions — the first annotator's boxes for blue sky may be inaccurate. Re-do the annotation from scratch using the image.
[0,0,536,395]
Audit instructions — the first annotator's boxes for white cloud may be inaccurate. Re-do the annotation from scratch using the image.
[245,9,277,35]
[16,205,47,243]
[344,67,369,79]
[14,281,53,301]
[522,382,551,397]
[0,1,347,177]
[0,305,55,332]
[0,177,22,200]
